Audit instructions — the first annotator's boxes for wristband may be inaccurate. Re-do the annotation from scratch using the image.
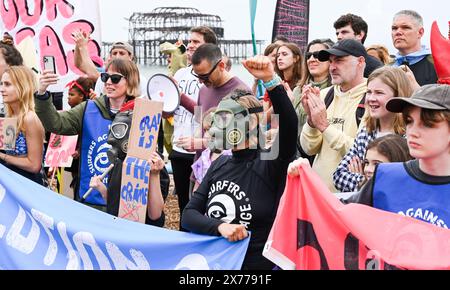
[34,91,51,101]
[263,75,282,90]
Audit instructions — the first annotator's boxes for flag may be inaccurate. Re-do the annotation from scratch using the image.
[264,163,450,270]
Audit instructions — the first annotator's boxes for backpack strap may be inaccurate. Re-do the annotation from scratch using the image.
[324,87,335,109]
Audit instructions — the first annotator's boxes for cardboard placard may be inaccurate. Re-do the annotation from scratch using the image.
[45,134,78,168]
[118,98,163,223]
[127,98,163,160]
[0,118,18,151]
[118,157,151,223]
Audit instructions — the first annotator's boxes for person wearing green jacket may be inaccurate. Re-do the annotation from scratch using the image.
[35,59,140,210]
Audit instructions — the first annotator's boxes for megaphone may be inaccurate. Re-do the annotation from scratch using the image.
[147,74,180,114]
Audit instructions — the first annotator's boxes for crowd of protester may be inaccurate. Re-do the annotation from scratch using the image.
[0,9,449,270]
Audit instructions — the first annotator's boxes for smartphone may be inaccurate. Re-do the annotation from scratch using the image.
[43,55,56,74]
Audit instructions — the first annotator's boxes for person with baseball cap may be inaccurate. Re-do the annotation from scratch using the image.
[333,13,383,78]
[339,84,450,228]
[299,39,368,192]
[290,84,450,229]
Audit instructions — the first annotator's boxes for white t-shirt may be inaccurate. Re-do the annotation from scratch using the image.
[172,66,201,154]
[95,73,148,99]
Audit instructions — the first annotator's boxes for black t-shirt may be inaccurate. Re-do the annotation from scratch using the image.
[181,85,298,270]
[344,160,450,206]
[107,155,170,227]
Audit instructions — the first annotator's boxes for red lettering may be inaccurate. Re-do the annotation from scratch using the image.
[16,0,43,26]
[45,0,74,21]
[39,26,68,75]
[47,149,71,167]
[0,0,19,30]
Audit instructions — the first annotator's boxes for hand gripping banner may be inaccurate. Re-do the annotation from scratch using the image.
[264,163,450,270]
[0,164,249,270]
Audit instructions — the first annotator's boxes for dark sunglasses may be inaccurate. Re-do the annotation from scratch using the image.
[101,73,125,84]
[191,59,221,81]
[305,51,321,60]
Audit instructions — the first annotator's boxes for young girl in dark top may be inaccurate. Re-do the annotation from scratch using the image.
[182,55,298,270]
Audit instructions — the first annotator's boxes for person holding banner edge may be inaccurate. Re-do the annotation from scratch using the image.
[182,55,298,270]
[34,59,139,211]
[289,84,450,229]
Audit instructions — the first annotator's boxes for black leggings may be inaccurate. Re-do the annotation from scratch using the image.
[169,151,195,231]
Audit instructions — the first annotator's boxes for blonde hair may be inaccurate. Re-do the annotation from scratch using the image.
[4,66,37,133]
[106,59,141,98]
[366,45,392,65]
[365,66,413,135]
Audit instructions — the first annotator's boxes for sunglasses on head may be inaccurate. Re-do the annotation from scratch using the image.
[305,51,321,60]
[101,73,125,84]
[191,59,221,81]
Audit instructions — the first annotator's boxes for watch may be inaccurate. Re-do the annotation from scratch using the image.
[263,75,282,90]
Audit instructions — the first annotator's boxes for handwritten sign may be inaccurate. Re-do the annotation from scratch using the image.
[44,133,78,168]
[127,98,163,160]
[118,157,150,223]
[0,0,102,92]
[118,98,163,223]
[0,118,17,150]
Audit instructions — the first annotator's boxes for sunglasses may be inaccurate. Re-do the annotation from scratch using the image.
[305,51,321,60]
[101,73,125,84]
[191,59,221,81]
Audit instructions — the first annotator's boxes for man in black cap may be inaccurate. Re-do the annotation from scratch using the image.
[333,13,383,78]
[300,39,367,192]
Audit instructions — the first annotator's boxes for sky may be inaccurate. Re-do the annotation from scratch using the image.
[99,0,450,54]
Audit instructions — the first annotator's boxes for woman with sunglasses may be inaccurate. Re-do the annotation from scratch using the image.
[181,55,298,270]
[292,38,334,162]
[35,59,139,211]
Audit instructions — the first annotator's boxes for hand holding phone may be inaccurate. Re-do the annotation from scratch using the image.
[43,55,56,74]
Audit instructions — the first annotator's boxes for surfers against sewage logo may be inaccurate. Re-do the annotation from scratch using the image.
[207,180,252,228]
[87,134,111,175]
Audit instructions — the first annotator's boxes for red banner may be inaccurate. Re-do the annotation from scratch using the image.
[264,163,450,270]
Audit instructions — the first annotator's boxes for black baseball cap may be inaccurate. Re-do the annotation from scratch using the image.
[387,84,450,112]
[318,39,368,62]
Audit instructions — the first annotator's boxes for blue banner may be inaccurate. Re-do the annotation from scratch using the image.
[0,164,249,270]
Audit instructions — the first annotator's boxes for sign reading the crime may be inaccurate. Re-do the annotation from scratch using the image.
[44,133,78,168]
[118,98,163,223]
[0,118,17,151]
